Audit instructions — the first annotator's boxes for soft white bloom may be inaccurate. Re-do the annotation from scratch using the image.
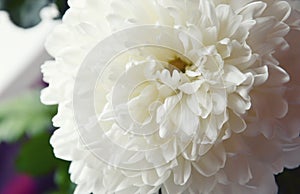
[42,0,300,193]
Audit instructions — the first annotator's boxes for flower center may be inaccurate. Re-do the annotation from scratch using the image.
[169,57,191,73]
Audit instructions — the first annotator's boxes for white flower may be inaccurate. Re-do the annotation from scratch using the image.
[42,0,300,193]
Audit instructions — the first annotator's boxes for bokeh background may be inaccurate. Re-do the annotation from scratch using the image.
[0,0,299,194]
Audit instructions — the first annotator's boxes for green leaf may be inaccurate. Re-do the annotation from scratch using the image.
[0,90,57,143]
[0,0,52,28]
[16,132,57,176]
[54,164,76,193]
[43,157,75,194]
[16,131,75,193]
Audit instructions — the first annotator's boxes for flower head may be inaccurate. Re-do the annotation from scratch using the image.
[42,0,300,193]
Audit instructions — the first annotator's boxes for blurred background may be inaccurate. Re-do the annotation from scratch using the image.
[0,1,75,194]
[0,0,299,194]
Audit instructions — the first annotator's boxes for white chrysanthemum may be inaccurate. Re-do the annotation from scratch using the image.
[42,0,300,193]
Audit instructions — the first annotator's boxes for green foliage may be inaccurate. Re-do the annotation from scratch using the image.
[52,164,76,194]
[15,132,75,193]
[0,0,68,28]
[0,88,73,192]
[16,132,57,176]
[0,90,57,142]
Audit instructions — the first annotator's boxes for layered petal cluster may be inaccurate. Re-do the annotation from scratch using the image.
[42,0,300,193]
